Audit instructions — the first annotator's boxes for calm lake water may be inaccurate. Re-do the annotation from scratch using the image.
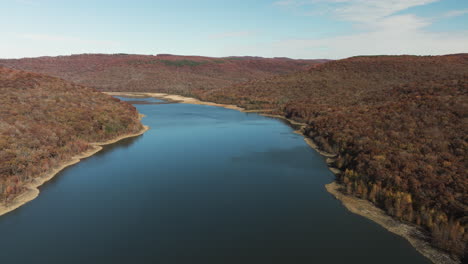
[0,97,429,264]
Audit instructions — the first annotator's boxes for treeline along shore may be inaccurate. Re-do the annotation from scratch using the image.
[106,91,462,264]
[192,54,467,263]
[0,54,466,263]
[0,67,148,216]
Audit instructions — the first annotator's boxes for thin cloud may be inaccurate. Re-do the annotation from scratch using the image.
[14,0,38,5]
[209,31,257,39]
[271,27,468,59]
[439,9,468,19]
[275,0,440,23]
[325,0,439,24]
[273,0,298,6]
[269,0,468,58]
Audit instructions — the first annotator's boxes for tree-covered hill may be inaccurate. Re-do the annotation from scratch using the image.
[0,54,326,96]
[197,54,468,258]
[0,66,144,204]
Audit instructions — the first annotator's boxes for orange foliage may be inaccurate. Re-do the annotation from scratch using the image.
[0,54,326,96]
[1,53,466,258]
[0,66,143,203]
[198,54,468,258]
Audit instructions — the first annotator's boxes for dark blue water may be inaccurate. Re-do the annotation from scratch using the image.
[0,97,429,264]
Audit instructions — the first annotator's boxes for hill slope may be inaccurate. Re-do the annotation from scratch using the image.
[0,54,325,95]
[1,53,466,259]
[0,66,144,207]
[198,54,468,258]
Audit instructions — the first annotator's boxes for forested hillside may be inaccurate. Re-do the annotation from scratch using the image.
[0,54,325,95]
[1,53,466,259]
[0,67,143,204]
[197,54,468,258]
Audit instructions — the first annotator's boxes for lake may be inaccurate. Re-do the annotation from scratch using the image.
[0,97,429,264]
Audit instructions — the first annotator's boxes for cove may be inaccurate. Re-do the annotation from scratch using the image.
[0,97,430,264]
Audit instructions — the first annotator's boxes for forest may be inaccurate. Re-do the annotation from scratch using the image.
[0,54,325,96]
[1,53,466,259]
[195,54,468,259]
[0,67,143,205]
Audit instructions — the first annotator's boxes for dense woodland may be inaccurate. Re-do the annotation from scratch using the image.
[0,54,325,95]
[197,54,468,259]
[1,54,466,259]
[0,67,143,204]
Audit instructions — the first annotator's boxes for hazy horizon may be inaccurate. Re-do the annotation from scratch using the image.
[1,0,467,59]
[3,51,468,61]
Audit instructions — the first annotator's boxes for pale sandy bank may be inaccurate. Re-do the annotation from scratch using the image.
[326,182,458,264]
[104,91,458,264]
[105,92,244,111]
[0,119,149,217]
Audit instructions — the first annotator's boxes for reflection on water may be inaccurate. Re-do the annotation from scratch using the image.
[94,133,143,157]
[0,97,430,264]
[231,146,316,169]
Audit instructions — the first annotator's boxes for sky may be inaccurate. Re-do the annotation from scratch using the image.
[1,0,467,59]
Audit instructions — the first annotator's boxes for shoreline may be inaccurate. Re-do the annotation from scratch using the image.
[106,91,458,264]
[105,92,244,111]
[0,119,149,217]
[325,182,458,264]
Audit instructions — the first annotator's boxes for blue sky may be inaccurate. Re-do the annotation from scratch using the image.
[1,0,467,59]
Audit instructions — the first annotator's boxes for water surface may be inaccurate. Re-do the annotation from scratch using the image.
[0,97,429,264]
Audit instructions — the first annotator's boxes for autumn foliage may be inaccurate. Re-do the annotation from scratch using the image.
[1,53,466,259]
[0,67,143,204]
[198,54,468,258]
[0,54,325,96]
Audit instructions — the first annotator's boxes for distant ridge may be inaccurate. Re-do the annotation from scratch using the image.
[2,52,466,261]
[0,53,325,96]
